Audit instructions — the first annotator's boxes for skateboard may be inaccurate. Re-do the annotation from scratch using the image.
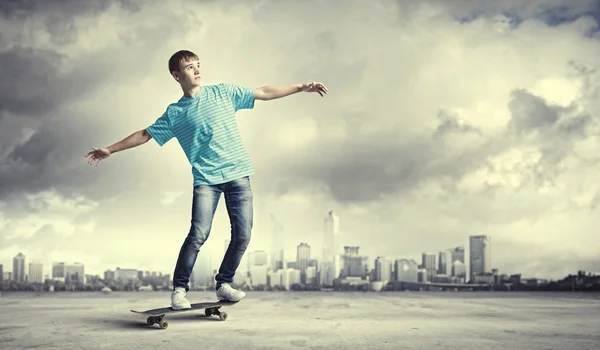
[130,300,237,329]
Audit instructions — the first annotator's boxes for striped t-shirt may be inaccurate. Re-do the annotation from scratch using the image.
[146,83,255,186]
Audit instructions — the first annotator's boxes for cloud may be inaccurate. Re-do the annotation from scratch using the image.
[0,0,599,279]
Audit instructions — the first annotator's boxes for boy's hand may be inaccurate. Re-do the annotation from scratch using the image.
[85,147,111,166]
[301,82,328,96]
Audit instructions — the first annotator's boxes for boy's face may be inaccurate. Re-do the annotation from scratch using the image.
[174,58,201,87]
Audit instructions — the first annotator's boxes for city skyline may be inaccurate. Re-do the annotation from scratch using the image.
[1,0,600,282]
[0,211,587,284]
[0,208,596,280]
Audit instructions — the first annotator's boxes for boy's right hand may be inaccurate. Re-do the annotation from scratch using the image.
[85,147,111,166]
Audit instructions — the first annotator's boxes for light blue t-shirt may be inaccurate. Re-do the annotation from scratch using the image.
[146,83,255,186]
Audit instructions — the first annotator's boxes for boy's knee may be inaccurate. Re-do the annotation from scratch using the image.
[233,232,251,249]
[187,223,211,249]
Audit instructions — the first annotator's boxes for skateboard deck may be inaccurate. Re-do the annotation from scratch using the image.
[131,300,238,329]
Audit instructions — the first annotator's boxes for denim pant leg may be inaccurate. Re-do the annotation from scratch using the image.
[215,176,253,290]
[172,184,222,292]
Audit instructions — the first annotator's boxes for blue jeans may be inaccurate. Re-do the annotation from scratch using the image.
[172,176,253,292]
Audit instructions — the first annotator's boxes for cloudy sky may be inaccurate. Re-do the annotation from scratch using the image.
[1,0,599,280]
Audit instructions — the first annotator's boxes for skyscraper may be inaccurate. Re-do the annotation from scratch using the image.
[438,250,452,276]
[53,262,66,280]
[248,250,268,286]
[28,263,44,283]
[340,246,368,278]
[323,210,340,279]
[469,235,491,281]
[394,259,419,282]
[269,214,285,272]
[450,247,465,264]
[191,250,212,288]
[374,256,394,283]
[66,263,85,284]
[13,253,25,282]
[296,243,310,284]
[421,252,437,281]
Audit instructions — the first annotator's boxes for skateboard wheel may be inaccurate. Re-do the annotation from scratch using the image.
[219,312,228,321]
[159,320,168,329]
[205,309,212,316]
[146,317,155,325]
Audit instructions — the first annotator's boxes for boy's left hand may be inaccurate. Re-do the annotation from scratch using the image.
[301,82,328,96]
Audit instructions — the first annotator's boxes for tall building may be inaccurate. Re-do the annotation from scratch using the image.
[248,251,268,267]
[115,267,137,281]
[374,256,393,283]
[269,214,285,272]
[28,263,44,283]
[438,250,452,276]
[450,247,465,264]
[66,263,85,284]
[469,235,491,281]
[104,270,115,282]
[452,260,466,279]
[394,259,419,282]
[191,250,212,288]
[421,252,437,281]
[319,261,335,286]
[13,253,26,282]
[53,262,66,281]
[323,210,341,279]
[340,246,368,279]
[296,243,310,284]
[248,250,268,287]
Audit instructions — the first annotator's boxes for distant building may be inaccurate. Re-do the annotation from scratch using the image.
[115,267,137,281]
[374,256,393,283]
[472,273,494,284]
[13,253,26,282]
[296,243,311,284]
[421,252,437,281]
[269,214,285,272]
[438,250,452,276]
[394,259,418,282]
[323,210,341,279]
[469,236,491,281]
[452,260,466,279]
[104,270,115,281]
[340,246,368,279]
[248,250,268,287]
[53,262,66,281]
[418,268,428,283]
[450,246,465,264]
[28,263,44,283]
[268,270,283,288]
[319,261,335,286]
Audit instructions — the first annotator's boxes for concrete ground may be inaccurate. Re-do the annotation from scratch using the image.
[0,291,599,349]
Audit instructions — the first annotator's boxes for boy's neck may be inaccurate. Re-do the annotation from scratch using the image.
[182,85,203,97]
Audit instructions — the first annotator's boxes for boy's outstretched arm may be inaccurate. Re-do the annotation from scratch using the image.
[85,129,152,166]
[254,81,328,101]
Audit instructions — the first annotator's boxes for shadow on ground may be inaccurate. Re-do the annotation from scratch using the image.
[82,313,224,331]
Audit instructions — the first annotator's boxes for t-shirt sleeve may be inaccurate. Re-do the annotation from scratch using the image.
[146,111,174,146]
[223,84,255,111]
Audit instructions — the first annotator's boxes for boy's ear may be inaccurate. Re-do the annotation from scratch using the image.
[172,72,179,81]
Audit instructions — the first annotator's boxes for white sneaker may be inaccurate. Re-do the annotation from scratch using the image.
[216,283,246,302]
[171,287,192,310]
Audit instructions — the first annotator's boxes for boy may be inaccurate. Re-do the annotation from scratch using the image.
[84,50,328,309]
